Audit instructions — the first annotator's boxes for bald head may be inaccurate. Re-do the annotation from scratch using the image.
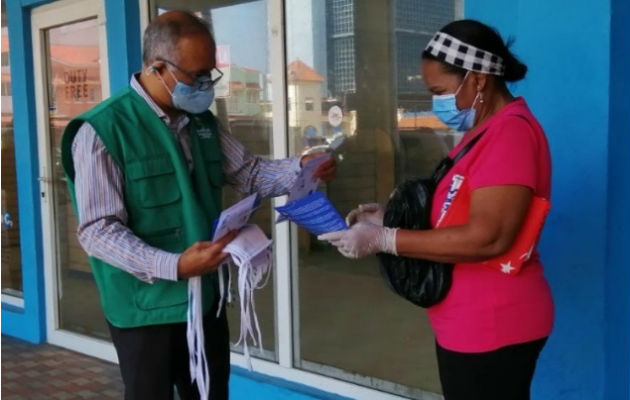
[142,10,215,65]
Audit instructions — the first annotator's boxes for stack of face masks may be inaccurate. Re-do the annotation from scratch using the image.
[187,276,210,400]
[186,224,273,400]
[223,225,273,369]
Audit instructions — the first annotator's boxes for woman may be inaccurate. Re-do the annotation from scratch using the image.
[319,20,554,400]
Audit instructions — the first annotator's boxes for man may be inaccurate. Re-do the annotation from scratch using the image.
[60,10,335,400]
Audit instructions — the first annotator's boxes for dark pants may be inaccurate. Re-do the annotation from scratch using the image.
[108,303,230,400]
[436,338,547,400]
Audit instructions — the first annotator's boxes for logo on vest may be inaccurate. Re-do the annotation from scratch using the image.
[193,116,214,139]
[196,127,214,140]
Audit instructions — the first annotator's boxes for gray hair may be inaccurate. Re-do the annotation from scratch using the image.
[142,11,213,65]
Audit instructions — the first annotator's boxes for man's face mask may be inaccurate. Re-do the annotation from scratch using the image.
[153,59,223,115]
[432,71,481,131]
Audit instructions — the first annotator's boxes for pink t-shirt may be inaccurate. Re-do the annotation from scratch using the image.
[428,98,554,353]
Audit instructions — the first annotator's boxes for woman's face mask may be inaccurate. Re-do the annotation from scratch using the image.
[432,71,480,131]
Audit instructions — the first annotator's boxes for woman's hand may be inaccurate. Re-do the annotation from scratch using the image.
[318,222,398,259]
[345,203,385,226]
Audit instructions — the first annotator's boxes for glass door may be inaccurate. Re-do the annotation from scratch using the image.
[32,0,114,356]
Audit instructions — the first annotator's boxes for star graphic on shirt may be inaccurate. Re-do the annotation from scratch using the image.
[500,261,516,274]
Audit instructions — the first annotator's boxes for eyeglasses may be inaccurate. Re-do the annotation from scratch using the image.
[157,58,224,91]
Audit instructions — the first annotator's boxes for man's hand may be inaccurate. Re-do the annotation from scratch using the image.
[300,153,337,183]
[177,231,237,279]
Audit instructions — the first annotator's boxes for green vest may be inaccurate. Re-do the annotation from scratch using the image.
[61,87,224,328]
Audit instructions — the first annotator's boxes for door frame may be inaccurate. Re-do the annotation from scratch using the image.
[32,0,117,363]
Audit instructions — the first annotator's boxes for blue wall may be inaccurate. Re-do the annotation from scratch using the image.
[2,0,47,343]
[230,368,353,400]
[104,0,142,91]
[605,0,630,398]
[466,0,628,399]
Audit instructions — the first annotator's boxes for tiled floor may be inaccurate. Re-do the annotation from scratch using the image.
[1,335,123,399]
[0,336,327,400]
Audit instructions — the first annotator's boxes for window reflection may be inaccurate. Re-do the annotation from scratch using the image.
[287,0,461,397]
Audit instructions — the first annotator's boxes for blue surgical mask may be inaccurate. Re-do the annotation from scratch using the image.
[170,77,215,114]
[432,72,480,131]
[159,68,215,114]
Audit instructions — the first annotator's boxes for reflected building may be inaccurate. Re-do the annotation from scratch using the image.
[215,63,264,119]
[287,59,326,148]
[286,0,328,93]
[326,0,455,107]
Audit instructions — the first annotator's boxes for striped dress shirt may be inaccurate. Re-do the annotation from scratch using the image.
[72,74,300,283]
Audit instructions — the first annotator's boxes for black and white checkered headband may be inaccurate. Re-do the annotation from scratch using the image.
[425,31,505,76]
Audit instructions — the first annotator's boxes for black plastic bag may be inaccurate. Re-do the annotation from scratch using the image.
[377,129,487,308]
[377,177,453,308]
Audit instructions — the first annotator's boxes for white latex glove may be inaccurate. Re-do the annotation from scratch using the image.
[318,221,398,259]
[345,203,385,226]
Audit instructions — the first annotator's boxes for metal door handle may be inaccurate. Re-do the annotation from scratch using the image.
[38,176,67,183]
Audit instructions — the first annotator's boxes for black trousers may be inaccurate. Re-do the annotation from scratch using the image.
[108,303,230,400]
[436,338,547,400]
